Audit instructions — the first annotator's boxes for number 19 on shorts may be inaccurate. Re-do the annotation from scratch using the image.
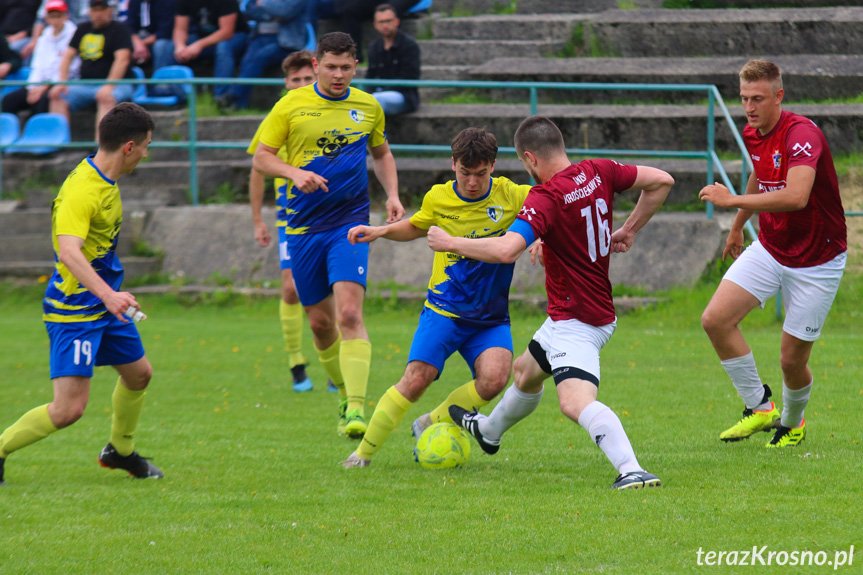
[73,339,93,366]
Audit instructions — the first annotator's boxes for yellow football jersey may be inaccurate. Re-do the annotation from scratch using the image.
[247,112,289,228]
[410,176,530,325]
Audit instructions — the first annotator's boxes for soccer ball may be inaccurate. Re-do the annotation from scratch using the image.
[414,422,471,469]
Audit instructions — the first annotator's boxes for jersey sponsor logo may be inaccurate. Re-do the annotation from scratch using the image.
[299,111,321,117]
[80,33,105,61]
[486,206,503,222]
[316,135,349,158]
[550,352,566,359]
[439,213,459,220]
[772,149,782,169]
[758,180,786,193]
[519,206,536,221]
[564,174,603,205]
[792,142,813,157]
[349,109,365,123]
[751,154,760,161]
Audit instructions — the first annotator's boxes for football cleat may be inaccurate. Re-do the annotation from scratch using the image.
[611,470,662,490]
[719,401,780,442]
[411,413,432,438]
[448,405,500,455]
[0,457,5,486]
[337,398,348,436]
[291,364,313,392]
[766,419,806,448]
[344,409,367,439]
[98,443,163,479]
[340,451,371,468]
[327,379,339,393]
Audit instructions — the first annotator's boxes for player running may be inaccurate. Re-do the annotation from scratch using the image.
[699,59,847,448]
[429,116,674,490]
[341,127,532,468]
[246,50,336,393]
[0,103,162,485]
[253,32,404,438]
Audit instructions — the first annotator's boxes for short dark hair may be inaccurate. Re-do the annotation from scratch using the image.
[451,127,497,168]
[98,102,154,152]
[316,32,357,61]
[513,116,565,159]
[375,3,397,15]
[282,49,314,77]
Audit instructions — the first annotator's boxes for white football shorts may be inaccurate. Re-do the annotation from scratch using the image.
[723,239,846,341]
[532,316,616,385]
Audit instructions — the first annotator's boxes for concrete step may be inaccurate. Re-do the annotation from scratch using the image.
[0,229,139,262]
[12,183,190,210]
[0,256,163,280]
[587,7,863,57]
[469,55,863,102]
[431,13,584,41]
[0,208,51,235]
[383,102,863,155]
[418,39,562,65]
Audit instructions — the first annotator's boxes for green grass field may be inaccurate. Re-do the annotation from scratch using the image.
[1,276,861,574]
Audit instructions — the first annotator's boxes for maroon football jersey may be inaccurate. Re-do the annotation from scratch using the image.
[744,111,846,267]
[517,160,637,326]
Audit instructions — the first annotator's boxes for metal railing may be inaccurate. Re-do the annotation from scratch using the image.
[1,76,753,230]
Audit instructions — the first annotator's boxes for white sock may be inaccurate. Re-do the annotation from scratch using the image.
[721,352,770,411]
[478,384,543,441]
[578,401,641,474]
[781,380,812,428]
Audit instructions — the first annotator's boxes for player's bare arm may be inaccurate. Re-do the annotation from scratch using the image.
[610,166,674,253]
[57,235,138,323]
[249,169,271,247]
[427,226,527,264]
[698,165,814,212]
[370,141,404,223]
[348,219,425,244]
[253,144,328,193]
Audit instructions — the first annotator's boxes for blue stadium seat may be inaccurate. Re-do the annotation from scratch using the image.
[407,0,432,14]
[134,65,194,107]
[305,22,316,52]
[1,113,20,147]
[0,67,32,99]
[5,113,70,155]
[130,66,148,102]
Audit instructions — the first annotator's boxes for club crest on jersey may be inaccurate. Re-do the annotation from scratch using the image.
[772,149,782,169]
[349,109,364,124]
[487,206,503,222]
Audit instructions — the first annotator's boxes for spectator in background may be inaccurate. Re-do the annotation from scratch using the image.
[215,0,315,110]
[49,0,135,139]
[1,0,41,56]
[21,0,86,61]
[365,3,417,115]
[2,0,78,117]
[0,34,22,80]
[328,0,414,63]
[153,0,247,100]
[126,0,176,67]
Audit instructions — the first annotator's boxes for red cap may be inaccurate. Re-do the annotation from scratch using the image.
[45,0,68,12]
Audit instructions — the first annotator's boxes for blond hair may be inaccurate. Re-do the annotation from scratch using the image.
[739,59,783,93]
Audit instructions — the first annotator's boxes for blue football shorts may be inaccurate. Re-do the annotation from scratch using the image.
[287,221,369,306]
[46,314,146,379]
[407,307,513,380]
[277,224,293,271]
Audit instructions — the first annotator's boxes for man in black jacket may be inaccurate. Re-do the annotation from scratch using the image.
[364,3,418,115]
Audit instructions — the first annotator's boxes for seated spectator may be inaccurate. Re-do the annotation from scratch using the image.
[365,3,417,116]
[49,0,135,139]
[0,34,21,81]
[21,0,103,61]
[327,0,414,62]
[152,0,248,99]
[215,0,314,110]
[126,0,176,67]
[2,0,78,117]
[2,0,41,56]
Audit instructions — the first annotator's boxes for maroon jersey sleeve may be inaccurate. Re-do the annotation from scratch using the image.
[517,185,557,239]
[784,121,823,170]
[592,159,639,194]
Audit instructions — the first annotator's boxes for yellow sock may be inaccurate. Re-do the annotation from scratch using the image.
[0,404,58,458]
[110,378,147,457]
[316,333,346,399]
[279,300,305,368]
[357,386,412,460]
[430,380,488,423]
[341,338,371,414]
